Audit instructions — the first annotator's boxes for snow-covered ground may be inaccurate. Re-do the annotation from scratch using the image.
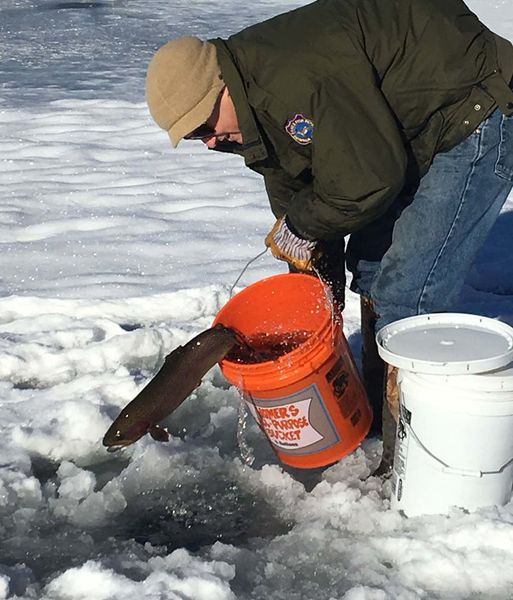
[1,1,513,598]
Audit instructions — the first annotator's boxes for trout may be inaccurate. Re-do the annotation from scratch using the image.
[102,324,238,451]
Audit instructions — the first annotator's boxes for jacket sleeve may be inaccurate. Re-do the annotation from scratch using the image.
[284,78,408,241]
[262,167,313,220]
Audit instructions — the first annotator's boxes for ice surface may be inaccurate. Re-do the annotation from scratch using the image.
[0,0,512,599]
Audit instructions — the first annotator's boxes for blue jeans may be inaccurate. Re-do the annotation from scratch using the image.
[348,108,513,332]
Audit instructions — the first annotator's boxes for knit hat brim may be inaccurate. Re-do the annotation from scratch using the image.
[167,84,222,147]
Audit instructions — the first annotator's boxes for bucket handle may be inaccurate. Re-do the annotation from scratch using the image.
[402,420,513,478]
[229,249,268,297]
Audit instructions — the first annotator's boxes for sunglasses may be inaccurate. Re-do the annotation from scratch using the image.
[184,124,241,141]
[184,123,217,140]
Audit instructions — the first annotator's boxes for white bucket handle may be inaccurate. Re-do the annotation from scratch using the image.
[402,419,513,478]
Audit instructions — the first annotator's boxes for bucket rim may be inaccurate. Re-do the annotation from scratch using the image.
[217,272,325,312]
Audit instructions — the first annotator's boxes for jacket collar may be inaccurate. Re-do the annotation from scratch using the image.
[209,38,269,165]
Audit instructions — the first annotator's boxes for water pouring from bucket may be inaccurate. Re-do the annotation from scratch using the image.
[213,273,372,469]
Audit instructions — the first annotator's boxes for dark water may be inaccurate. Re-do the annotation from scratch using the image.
[0,455,294,584]
[227,330,312,364]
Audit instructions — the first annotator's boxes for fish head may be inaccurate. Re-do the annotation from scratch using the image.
[102,418,152,451]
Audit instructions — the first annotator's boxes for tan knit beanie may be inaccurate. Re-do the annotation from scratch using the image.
[146,37,224,147]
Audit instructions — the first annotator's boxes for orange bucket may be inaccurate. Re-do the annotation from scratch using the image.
[213,273,372,469]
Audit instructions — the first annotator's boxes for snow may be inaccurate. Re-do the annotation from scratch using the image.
[0,0,513,598]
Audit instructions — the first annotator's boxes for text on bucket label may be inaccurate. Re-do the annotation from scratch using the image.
[245,384,340,455]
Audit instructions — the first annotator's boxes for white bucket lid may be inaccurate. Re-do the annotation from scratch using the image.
[376,313,513,375]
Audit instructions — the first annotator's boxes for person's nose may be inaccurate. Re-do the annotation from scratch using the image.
[202,136,217,149]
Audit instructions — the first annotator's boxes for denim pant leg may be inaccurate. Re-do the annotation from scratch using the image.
[369,108,513,332]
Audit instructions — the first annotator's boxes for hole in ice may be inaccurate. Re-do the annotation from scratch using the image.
[41,1,111,9]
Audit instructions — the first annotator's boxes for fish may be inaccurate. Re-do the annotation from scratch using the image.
[102,323,238,452]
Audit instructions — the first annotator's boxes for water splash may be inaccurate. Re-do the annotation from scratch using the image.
[236,393,255,466]
[312,265,341,341]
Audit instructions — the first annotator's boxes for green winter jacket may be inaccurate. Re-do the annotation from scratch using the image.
[211,0,513,240]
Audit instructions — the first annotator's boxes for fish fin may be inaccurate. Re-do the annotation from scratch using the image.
[150,425,169,442]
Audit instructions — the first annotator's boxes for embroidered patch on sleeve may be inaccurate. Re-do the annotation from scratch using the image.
[285,114,314,145]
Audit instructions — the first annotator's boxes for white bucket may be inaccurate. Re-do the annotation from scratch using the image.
[377,313,513,517]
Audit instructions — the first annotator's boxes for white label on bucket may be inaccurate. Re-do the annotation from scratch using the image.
[245,397,324,450]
